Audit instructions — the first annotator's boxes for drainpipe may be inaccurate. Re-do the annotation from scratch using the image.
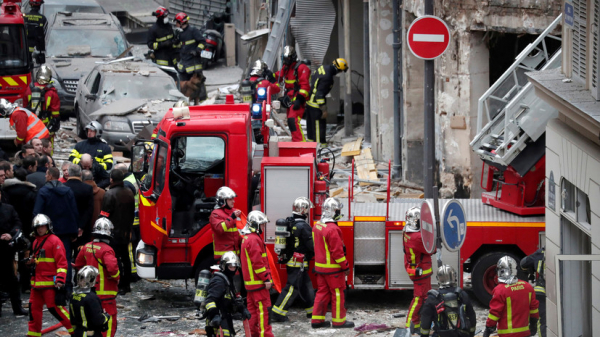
[363,0,371,144]
[392,0,403,179]
[344,0,353,137]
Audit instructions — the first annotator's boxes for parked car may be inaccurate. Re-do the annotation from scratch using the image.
[45,12,129,115]
[75,61,185,150]
[21,0,107,20]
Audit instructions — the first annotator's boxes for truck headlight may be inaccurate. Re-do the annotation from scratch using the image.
[13,98,23,107]
[104,120,131,131]
[136,243,156,266]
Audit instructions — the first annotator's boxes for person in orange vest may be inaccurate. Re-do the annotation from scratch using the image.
[274,46,311,142]
[29,66,60,152]
[27,214,74,336]
[73,218,120,337]
[311,197,354,329]
[209,186,242,262]
[483,256,539,337]
[240,211,274,337]
[0,98,49,147]
[403,206,434,335]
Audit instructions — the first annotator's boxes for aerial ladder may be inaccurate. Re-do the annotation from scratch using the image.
[470,14,563,215]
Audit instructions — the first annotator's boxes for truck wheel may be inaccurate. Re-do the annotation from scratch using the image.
[471,252,521,306]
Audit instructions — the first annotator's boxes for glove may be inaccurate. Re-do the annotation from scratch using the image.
[482,326,495,337]
[210,315,222,328]
[529,318,538,336]
[190,50,200,57]
[48,118,60,133]
[264,69,276,83]
[278,96,292,109]
[292,94,305,110]
[242,308,251,320]
[54,286,67,306]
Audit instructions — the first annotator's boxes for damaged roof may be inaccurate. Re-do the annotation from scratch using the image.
[53,12,119,27]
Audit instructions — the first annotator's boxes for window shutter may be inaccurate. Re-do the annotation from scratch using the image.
[592,0,600,99]
[572,0,588,84]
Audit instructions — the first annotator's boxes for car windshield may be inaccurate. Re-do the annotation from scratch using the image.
[46,29,126,58]
[176,137,225,172]
[44,5,105,19]
[100,75,180,100]
[0,25,30,72]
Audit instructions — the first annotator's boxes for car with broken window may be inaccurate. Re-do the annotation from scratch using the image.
[20,0,107,20]
[75,61,185,150]
[45,12,129,115]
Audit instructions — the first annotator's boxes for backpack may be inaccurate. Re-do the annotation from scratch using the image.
[428,288,473,337]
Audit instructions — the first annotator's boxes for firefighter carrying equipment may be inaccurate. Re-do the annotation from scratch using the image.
[194,269,212,308]
[404,207,421,233]
[29,82,60,130]
[9,106,49,145]
[292,196,314,216]
[437,264,458,288]
[497,256,518,284]
[69,137,114,171]
[419,287,477,337]
[203,269,238,337]
[485,279,539,337]
[274,217,293,263]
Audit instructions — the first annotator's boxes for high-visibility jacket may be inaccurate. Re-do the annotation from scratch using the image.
[9,107,49,145]
[69,138,114,171]
[123,173,139,226]
[312,221,349,274]
[176,24,205,74]
[30,233,67,288]
[306,64,336,109]
[486,280,539,337]
[275,61,311,99]
[209,207,241,259]
[403,231,433,281]
[74,240,120,299]
[29,82,60,124]
[240,232,272,291]
[147,20,178,67]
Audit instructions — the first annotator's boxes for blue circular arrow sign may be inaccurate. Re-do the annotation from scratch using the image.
[440,200,467,252]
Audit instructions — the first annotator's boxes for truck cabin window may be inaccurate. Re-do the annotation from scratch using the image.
[169,136,226,238]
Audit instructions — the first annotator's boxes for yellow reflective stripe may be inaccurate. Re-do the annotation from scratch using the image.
[498,326,530,334]
[185,39,196,45]
[81,306,88,328]
[58,306,70,320]
[37,258,55,262]
[323,237,331,265]
[245,248,256,283]
[488,313,499,321]
[409,248,416,265]
[318,66,325,75]
[198,43,205,49]
[31,281,55,286]
[284,79,296,84]
[507,297,513,330]
[335,256,346,263]
[299,89,308,96]
[530,309,539,314]
[244,280,264,286]
[261,253,267,258]
[96,290,118,296]
[103,154,113,160]
[107,315,113,337]
[129,242,136,273]
[254,267,266,274]
[221,222,238,232]
[214,250,240,256]
[407,296,420,322]
[422,268,433,275]
[206,302,217,310]
[51,111,60,116]
[156,34,174,42]
[272,304,287,315]
[534,286,545,293]
[305,307,313,314]
[333,288,343,323]
[259,301,266,337]
[4,77,18,86]
[111,270,120,278]
[312,315,325,320]
[46,96,51,109]
[98,162,107,170]
[153,42,159,50]
[156,60,169,65]
[223,329,230,336]
[286,260,309,268]
[17,136,25,141]
[56,268,67,274]
[420,328,431,335]
[99,262,105,292]
[315,262,341,268]
[316,98,325,104]
[27,332,42,336]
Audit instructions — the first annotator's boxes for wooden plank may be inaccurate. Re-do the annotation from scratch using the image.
[355,147,378,186]
[341,137,363,157]
[330,187,345,197]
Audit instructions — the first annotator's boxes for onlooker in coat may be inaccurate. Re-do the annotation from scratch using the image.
[59,161,69,183]
[41,138,53,157]
[80,154,110,189]
[82,170,105,232]
[31,138,43,156]
[26,155,50,190]
[100,169,135,294]
[0,161,14,179]
[33,167,79,292]
[64,164,94,245]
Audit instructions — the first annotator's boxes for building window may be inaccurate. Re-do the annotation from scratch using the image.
[572,0,588,84]
[560,178,590,231]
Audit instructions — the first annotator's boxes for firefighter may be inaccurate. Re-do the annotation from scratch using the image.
[248,60,280,102]
[305,58,348,147]
[403,206,434,335]
[24,0,47,64]
[209,186,242,262]
[271,196,315,322]
[520,248,546,337]
[27,214,74,336]
[29,66,60,152]
[70,266,111,337]
[0,98,49,147]
[147,6,179,67]
[73,218,120,337]
[483,256,539,337]
[311,197,354,329]
[240,211,274,337]
[69,121,114,173]
[274,46,311,142]
[174,12,208,105]
[203,251,250,337]
[419,265,477,337]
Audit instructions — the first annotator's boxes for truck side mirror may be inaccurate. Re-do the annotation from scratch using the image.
[131,145,146,174]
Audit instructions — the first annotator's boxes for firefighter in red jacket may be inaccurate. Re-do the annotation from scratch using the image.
[403,206,434,335]
[240,211,274,337]
[73,218,120,337]
[209,186,242,262]
[483,256,539,337]
[27,214,74,336]
[248,60,280,102]
[275,46,311,142]
[0,98,49,147]
[29,66,61,151]
[311,197,354,329]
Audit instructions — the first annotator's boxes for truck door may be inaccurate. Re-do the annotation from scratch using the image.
[139,140,172,249]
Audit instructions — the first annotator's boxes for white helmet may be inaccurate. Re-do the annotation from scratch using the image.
[75,265,99,293]
[36,65,53,85]
[321,197,343,223]
[92,218,114,238]
[32,214,53,235]
[250,60,267,77]
[0,98,17,117]
[216,186,236,208]
[404,207,420,233]
[85,121,103,138]
[497,256,519,284]
[292,196,314,216]
[246,210,269,234]
[437,264,457,288]
[219,251,240,271]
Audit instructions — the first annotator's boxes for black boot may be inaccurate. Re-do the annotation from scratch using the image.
[334,321,355,329]
[311,321,331,328]
[10,288,27,316]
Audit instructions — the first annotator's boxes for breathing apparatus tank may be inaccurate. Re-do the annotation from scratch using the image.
[274,218,292,263]
[194,269,212,309]
[240,79,253,103]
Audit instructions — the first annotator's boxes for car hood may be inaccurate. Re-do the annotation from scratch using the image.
[89,97,179,119]
[46,58,103,82]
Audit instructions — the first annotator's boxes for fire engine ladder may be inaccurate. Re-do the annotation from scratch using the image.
[262,0,296,70]
[470,14,563,169]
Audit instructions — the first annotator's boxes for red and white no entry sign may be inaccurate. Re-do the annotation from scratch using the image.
[407,15,451,60]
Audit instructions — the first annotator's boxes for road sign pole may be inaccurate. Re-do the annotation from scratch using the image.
[424,0,435,198]
[433,187,442,267]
